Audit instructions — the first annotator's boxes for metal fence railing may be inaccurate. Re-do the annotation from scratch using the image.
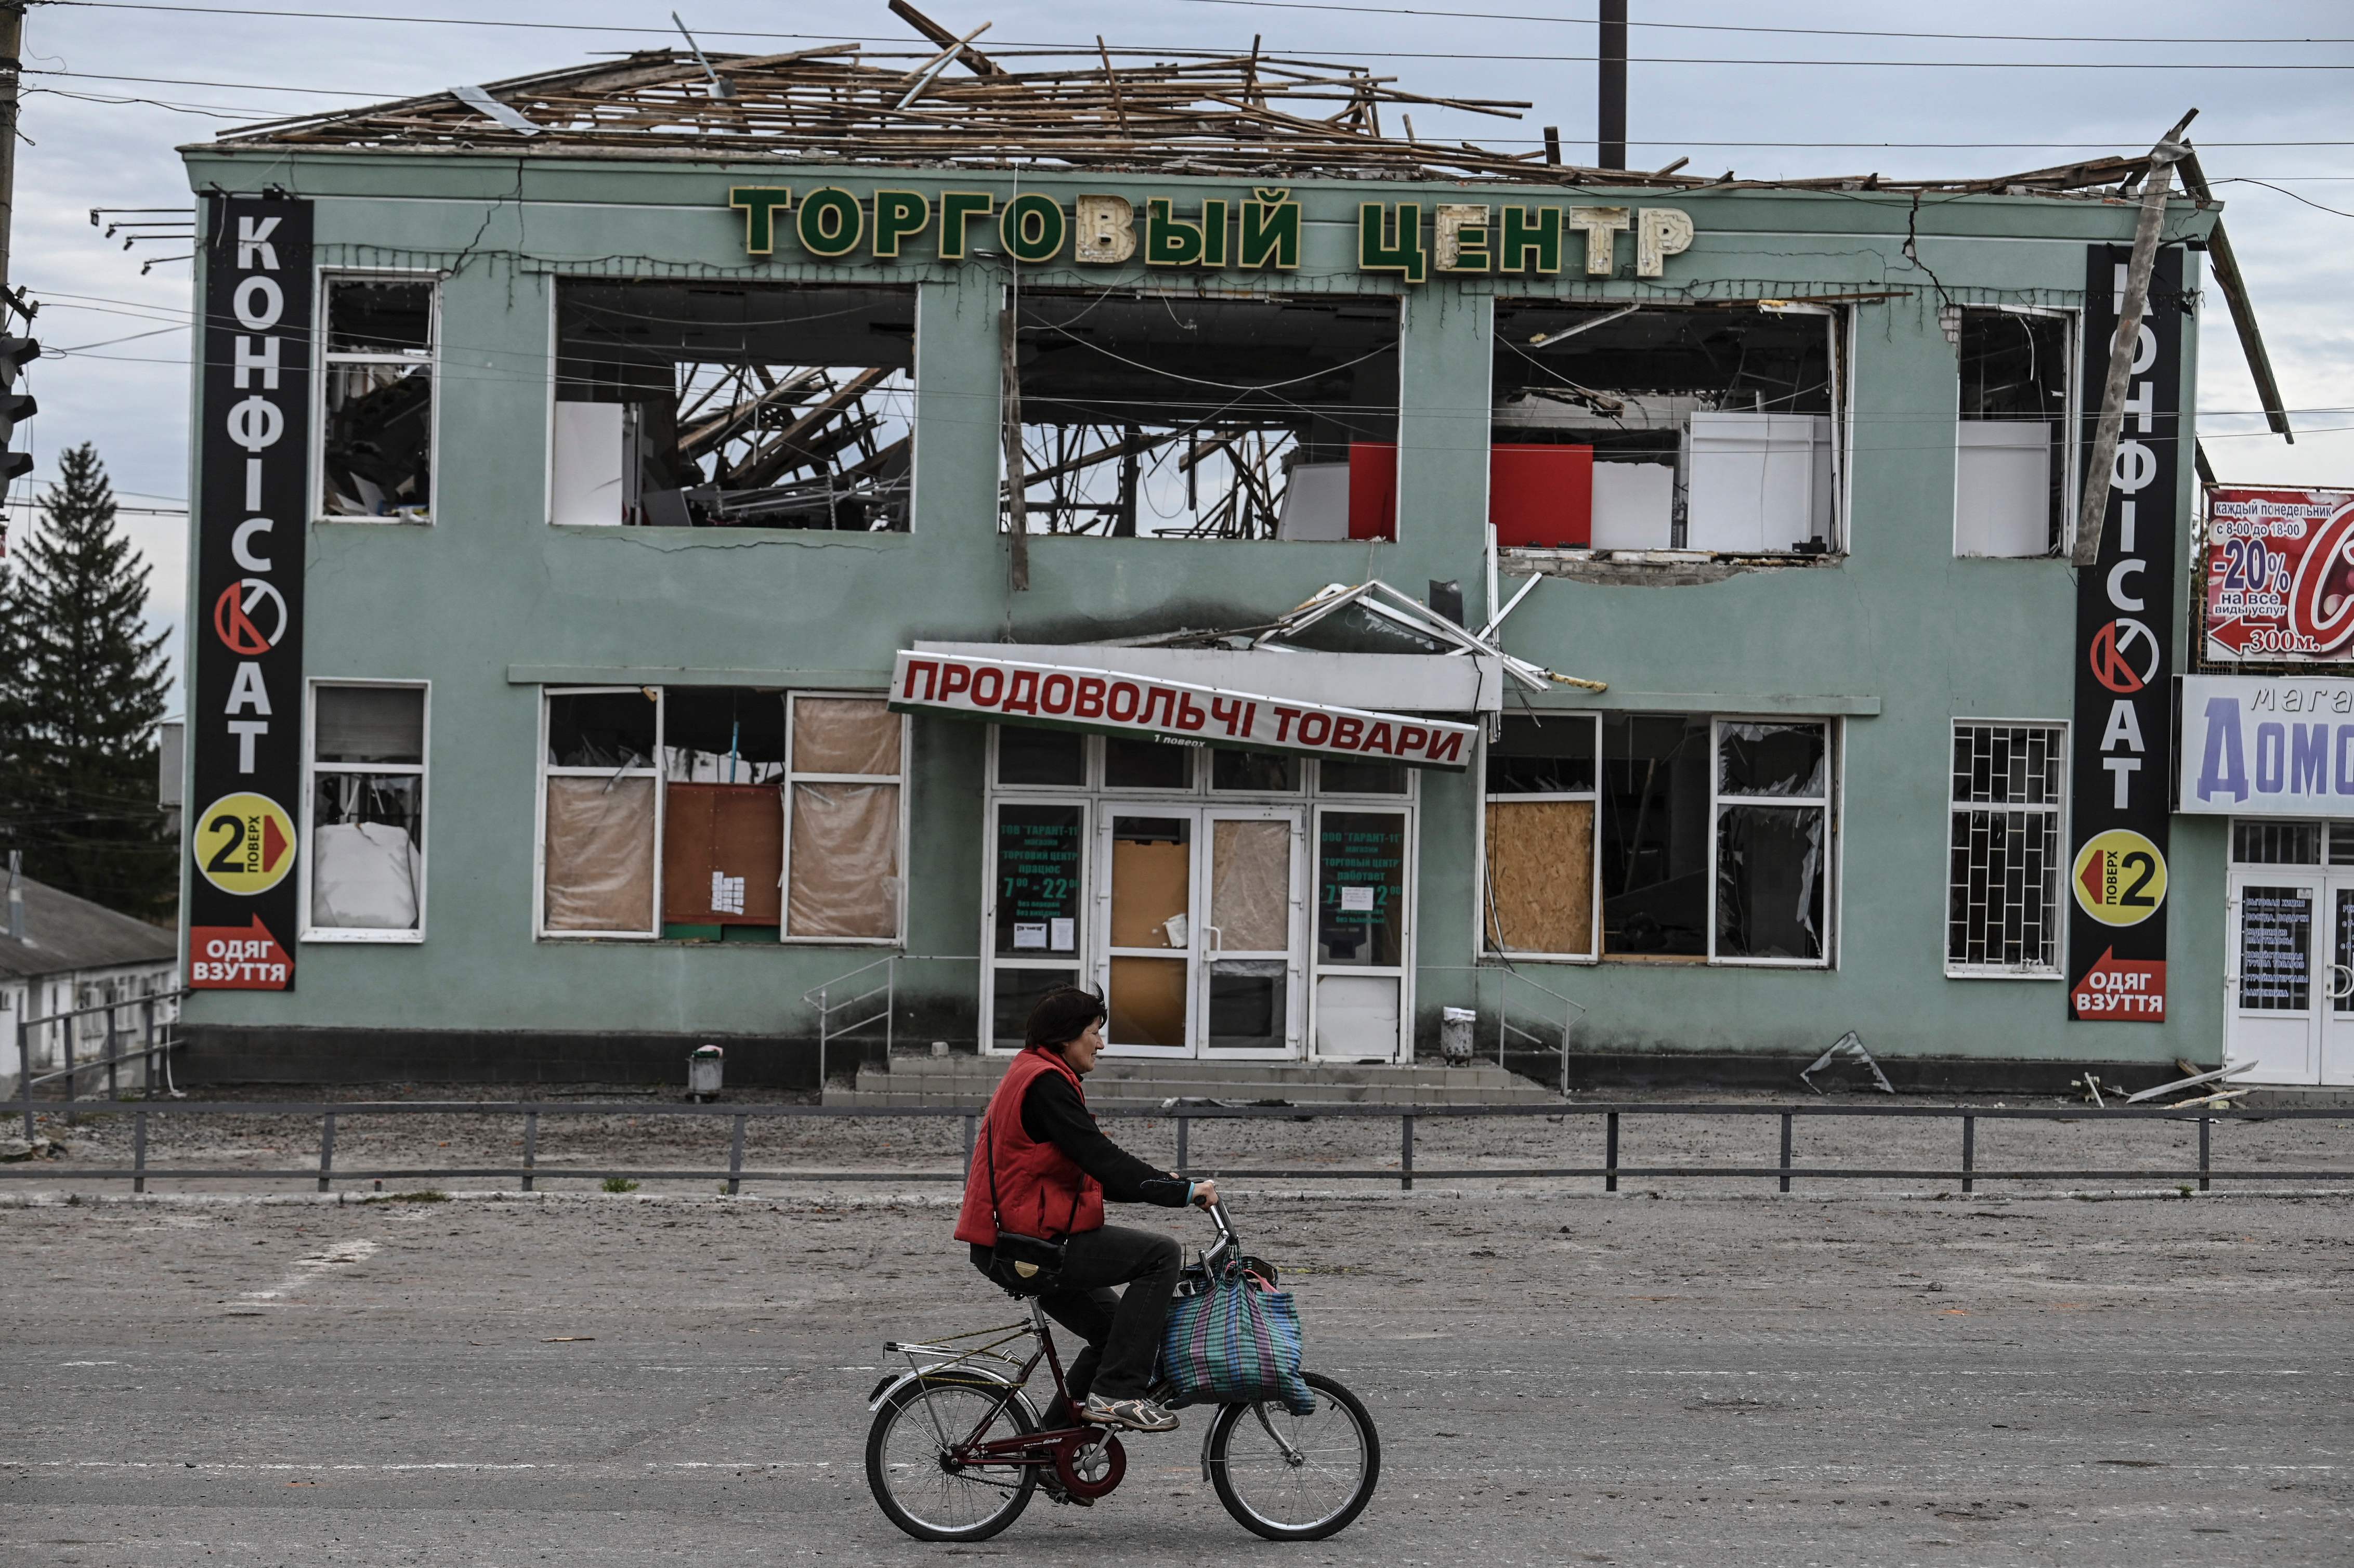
[3,1099,2346,1195]
[15,988,187,1138]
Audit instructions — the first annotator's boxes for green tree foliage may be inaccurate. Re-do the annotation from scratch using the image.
[1,443,175,918]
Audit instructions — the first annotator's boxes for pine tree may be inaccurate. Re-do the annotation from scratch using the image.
[9,443,175,918]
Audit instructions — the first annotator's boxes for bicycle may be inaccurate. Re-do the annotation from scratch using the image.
[864,1201,1381,1542]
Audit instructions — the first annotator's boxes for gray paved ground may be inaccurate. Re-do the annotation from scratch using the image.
[3,1182,2349,1566]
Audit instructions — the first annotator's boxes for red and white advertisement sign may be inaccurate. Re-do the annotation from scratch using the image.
[2204,487,2354,663]
[888,651,1479,770]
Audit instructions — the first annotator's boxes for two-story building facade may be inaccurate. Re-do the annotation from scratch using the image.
[173,46,2237,1090]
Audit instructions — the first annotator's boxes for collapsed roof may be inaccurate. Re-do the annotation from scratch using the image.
[204,4,2171,198]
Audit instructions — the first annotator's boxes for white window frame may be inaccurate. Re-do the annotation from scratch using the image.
[300,678,429,944]
[1946,719,2068,979]
[1476,711,1602,963]
[314,267,442,526]
[1952,303,2080,559]
[535,685,664,940]
[780,690,911,947]
[1707,716,1836,969]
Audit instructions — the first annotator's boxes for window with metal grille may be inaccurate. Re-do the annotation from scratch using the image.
[1947,723,2064,976]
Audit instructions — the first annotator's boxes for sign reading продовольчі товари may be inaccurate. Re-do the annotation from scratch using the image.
[888,650,1479,770]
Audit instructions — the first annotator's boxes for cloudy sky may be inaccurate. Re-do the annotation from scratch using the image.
[7,0,2349,712]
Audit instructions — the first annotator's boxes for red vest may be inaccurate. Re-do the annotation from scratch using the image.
[953,1046,1107,1246]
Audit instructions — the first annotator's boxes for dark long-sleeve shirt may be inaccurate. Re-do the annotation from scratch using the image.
[1020,1070,1193,1207]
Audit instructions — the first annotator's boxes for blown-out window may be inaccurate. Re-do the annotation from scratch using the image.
[1488,713,1835,965]
[553,281,914,530]
[1483,713,1599,959]
[305,682,427,940]
[1955,307,2074,557]
[537,687,907,943]
[1490,302,1845,555]
[320,276,436,522]
[1005,291,1400,540]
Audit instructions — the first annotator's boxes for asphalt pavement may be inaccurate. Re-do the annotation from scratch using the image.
[3,1185,2348,1566]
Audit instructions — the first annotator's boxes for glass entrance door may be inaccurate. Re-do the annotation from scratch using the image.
[1202,810,1305,1057]
[1097,806,1305,1057]
[2228,869,2320,1084]
[2323,879,2354,1086]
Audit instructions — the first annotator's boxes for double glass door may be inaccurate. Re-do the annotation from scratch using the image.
[2228,866,2354,1086]
[1098,807,1304,1059]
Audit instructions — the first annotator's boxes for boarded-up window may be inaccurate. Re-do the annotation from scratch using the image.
[1483,713,1598,958]
[784,695,903,940]
[544,776,658,932]
[1485,800,1595,955]
[660,688,787,933]
[542,689,662,935]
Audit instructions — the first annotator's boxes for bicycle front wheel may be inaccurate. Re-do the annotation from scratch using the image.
[865,1375,1039,1542]
[1207,1371,1381,1541]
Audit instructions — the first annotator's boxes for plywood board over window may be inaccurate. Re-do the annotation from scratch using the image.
[1485,799,1595,955]
[783,694,906,942]
[663,783,783,926]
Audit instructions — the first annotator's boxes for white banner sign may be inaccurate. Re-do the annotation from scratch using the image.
[889,650,1479,770]
[2178,674,2354,816]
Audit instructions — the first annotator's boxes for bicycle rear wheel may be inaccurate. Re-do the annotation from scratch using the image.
[1207,1371,1380,1541]
[866,1374,1039,1542]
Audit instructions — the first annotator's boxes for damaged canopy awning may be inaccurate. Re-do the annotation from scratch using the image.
[891,649,1482,770]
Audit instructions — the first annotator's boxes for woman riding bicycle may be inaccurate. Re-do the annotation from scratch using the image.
[954,985,1217,1435]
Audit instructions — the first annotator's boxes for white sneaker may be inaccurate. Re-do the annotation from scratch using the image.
[1081,1392,1180,1432]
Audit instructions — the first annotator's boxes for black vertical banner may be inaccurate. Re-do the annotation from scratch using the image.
[2068,245,2186,1021]
[186,195,312,990]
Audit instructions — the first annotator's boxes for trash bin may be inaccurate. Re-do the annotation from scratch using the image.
[1440,1007,1476,1064]
[688,1043,724,1099]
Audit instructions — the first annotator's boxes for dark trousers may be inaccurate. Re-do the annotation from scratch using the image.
[976,1224,1181,1409]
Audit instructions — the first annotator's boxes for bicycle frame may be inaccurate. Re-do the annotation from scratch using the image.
[873,1298,1087,1472]
[871,1204,1249,1478]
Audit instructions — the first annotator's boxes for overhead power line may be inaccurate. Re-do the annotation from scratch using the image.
[51,0,2354,49]
[23,18,2354,72]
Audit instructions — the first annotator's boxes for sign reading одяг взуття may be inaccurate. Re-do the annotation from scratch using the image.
[890,651,1479,770]
[2067,245,2185,1024]
[186,196,312,990]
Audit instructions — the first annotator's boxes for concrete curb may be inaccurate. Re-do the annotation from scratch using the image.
[5,1185,2351,1211]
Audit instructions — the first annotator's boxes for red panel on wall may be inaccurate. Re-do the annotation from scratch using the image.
[1346,442,1397,541]
[1489,443,1592,548]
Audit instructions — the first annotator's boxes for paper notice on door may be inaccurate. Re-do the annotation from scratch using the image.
[1340,885,1375,912]
[1050,917,1076,951]
[1012,922,1049,950]
[1164,912,1190,948]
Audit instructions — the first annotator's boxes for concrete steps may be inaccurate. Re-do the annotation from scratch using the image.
[822,1053,1560,1109]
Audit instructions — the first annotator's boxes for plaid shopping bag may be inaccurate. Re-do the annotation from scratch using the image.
[1159,1264,1316,1415]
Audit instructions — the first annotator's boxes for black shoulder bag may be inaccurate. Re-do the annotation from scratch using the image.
[982,1118,1084,1296]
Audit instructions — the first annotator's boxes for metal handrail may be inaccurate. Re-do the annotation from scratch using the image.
[1424,963,1587,1094]
[6,1096,2345,1196]
[799,954,982,1087]
[16,986,188,1138]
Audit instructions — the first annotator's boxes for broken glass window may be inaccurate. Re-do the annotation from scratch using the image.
[320,278,435,521]
[1006,291,1400,540]
[1492,303,1843,554]
[1956,307,2071,557]
[554,282,914,530]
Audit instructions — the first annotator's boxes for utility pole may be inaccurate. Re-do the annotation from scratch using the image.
[1597,0,1627,171]
[0,1,20,293]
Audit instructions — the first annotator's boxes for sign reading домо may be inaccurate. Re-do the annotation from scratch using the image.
[727,186,1694,281]
[2178,673,2354,818]
[890,651,1479,770]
